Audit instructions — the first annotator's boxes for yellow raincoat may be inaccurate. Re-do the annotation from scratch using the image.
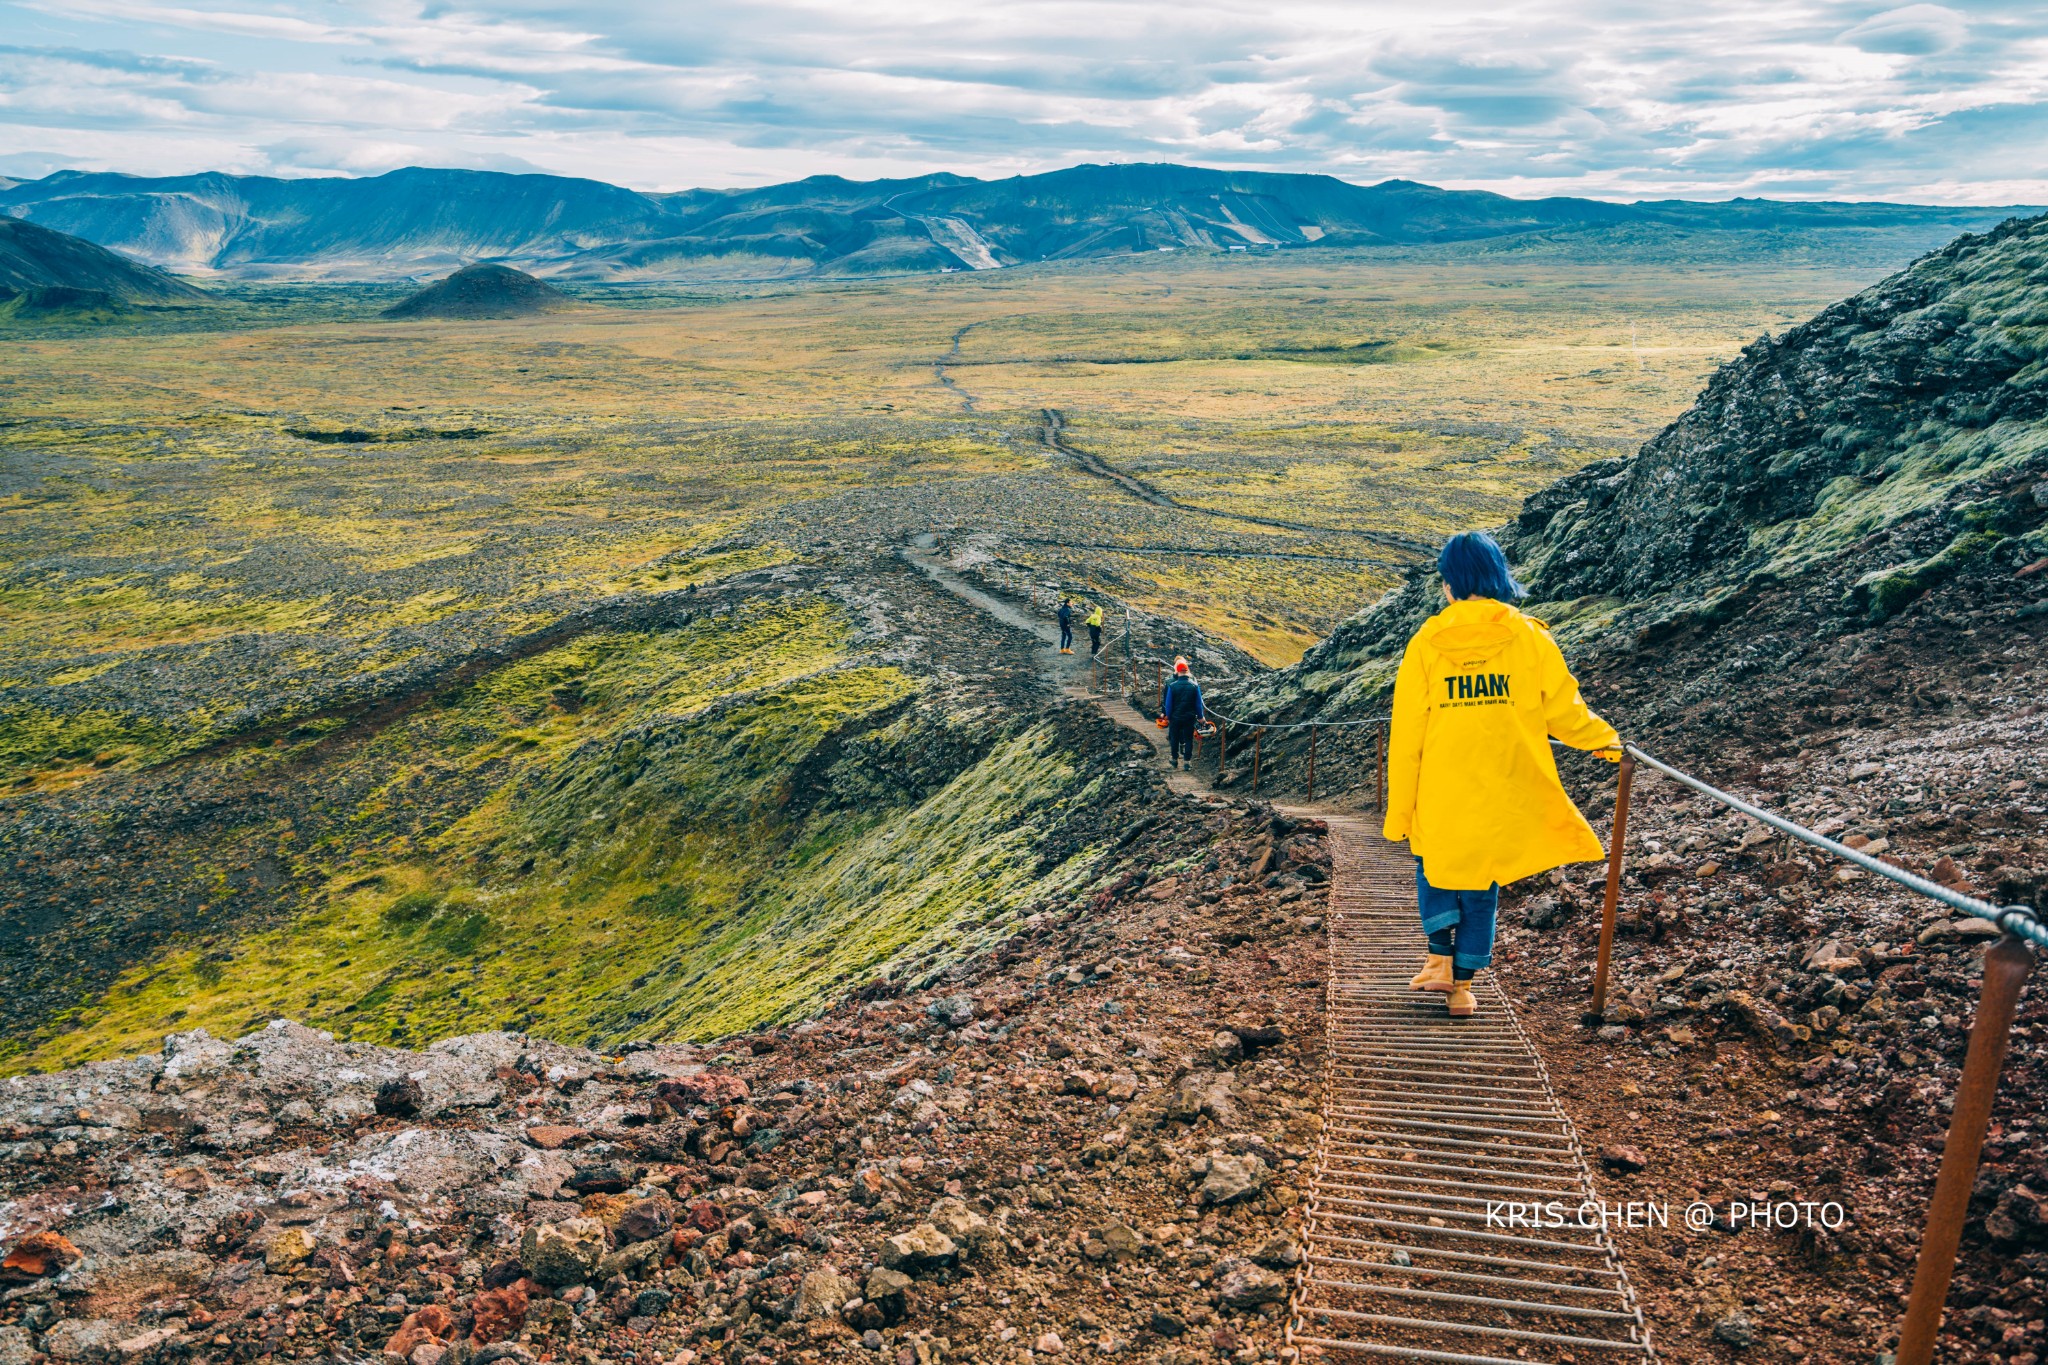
[1383,598,1618,890]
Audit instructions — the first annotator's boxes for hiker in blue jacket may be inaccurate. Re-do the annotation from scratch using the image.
[1159,657,1204,770]
[1057,597,1074,654]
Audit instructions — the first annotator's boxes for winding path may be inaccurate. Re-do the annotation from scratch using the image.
[902,537,1654,1363]
[934,323,979,411]
[1037,409,1434,554]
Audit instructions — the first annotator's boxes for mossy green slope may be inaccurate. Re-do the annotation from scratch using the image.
[9,592,1115,1073]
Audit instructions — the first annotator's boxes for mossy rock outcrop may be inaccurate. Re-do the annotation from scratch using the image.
[1238,211,2048,723]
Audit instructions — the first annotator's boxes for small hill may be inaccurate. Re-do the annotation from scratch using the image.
[0,285,139,321]
[379,262,576,319]
[0,214,208,307]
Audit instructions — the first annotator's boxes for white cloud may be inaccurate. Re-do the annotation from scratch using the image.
[1840,4,1969,56]
[0,0,2042,202]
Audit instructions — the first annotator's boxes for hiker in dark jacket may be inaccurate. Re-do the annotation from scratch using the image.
[1057,597,1074,654]
[1159,656,1204,770]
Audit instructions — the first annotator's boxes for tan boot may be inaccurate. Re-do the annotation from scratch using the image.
[1447,976,1479,1018]
[1409,954,1454,992]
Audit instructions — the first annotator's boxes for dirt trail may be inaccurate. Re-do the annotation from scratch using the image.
[1038,409,1433,554]
[902,535,1208,795]
[933,323,979,411]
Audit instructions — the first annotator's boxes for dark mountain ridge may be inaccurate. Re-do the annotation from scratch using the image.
[0,214,209,309]
[3,161,2033,282]
[1234,210,2048,759]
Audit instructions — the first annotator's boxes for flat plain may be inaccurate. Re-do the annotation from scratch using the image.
[0,235,1911,1070]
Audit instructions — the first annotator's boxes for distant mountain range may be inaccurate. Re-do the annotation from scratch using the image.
[1,163,2039,283]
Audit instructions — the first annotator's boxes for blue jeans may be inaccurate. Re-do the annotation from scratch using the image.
[1416,858,1498,975]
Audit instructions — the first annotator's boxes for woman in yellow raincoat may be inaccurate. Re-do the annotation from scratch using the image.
[1384,532,1621,1018]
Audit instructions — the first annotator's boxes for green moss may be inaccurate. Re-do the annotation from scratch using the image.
[0,703,180,788]
[1852,529,2005,621]
[381,891,442,927]
[9,586,1117,1073]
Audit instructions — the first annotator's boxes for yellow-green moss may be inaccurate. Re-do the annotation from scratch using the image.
[9,590,1110,1072]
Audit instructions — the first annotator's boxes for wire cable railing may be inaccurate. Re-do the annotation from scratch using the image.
[1616,744,2047,952]
[1576,742,2040,1365]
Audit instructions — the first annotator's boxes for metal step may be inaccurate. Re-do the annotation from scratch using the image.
[1291,818,1655,1362]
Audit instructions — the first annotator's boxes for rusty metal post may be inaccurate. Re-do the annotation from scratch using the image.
[1306,724,1318,801]
[1374,723,1386,813]
[1590,753,1635,1019]
[1218,720,1227,774]
[1252,729,1263,793]
[1896,934,2037,1365]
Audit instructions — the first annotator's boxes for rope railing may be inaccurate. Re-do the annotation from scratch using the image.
[1583,742,2039,1365]
[1616,743,2047,951]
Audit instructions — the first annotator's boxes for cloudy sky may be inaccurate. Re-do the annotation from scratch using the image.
[2,0,2045,202]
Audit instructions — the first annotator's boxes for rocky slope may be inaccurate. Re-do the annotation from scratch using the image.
[2,165,2030,282]
[381,266,576,321]
[0,557,1181,1077]
[1210,211,2048,1363]
[0,797,1334,1365]
[1236,209,2048,743]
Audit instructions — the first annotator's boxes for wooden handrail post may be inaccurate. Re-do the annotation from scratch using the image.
[1375,723,1386,813]
[1591,753,1634,1019]
[1252,729,1263,793]
[1896,934,2037,1365]
[1306,724,1318,801]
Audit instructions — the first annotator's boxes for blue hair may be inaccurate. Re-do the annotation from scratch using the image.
[1438,531,1525,603]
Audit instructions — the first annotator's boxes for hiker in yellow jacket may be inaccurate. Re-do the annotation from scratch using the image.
[1385,532,1621,1018]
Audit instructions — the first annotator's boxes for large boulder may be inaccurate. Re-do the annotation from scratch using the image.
[879,1224,957,1274]
[925,1198,992,1254]
[792,1268,856,1322]
[862,1267,913,1323]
